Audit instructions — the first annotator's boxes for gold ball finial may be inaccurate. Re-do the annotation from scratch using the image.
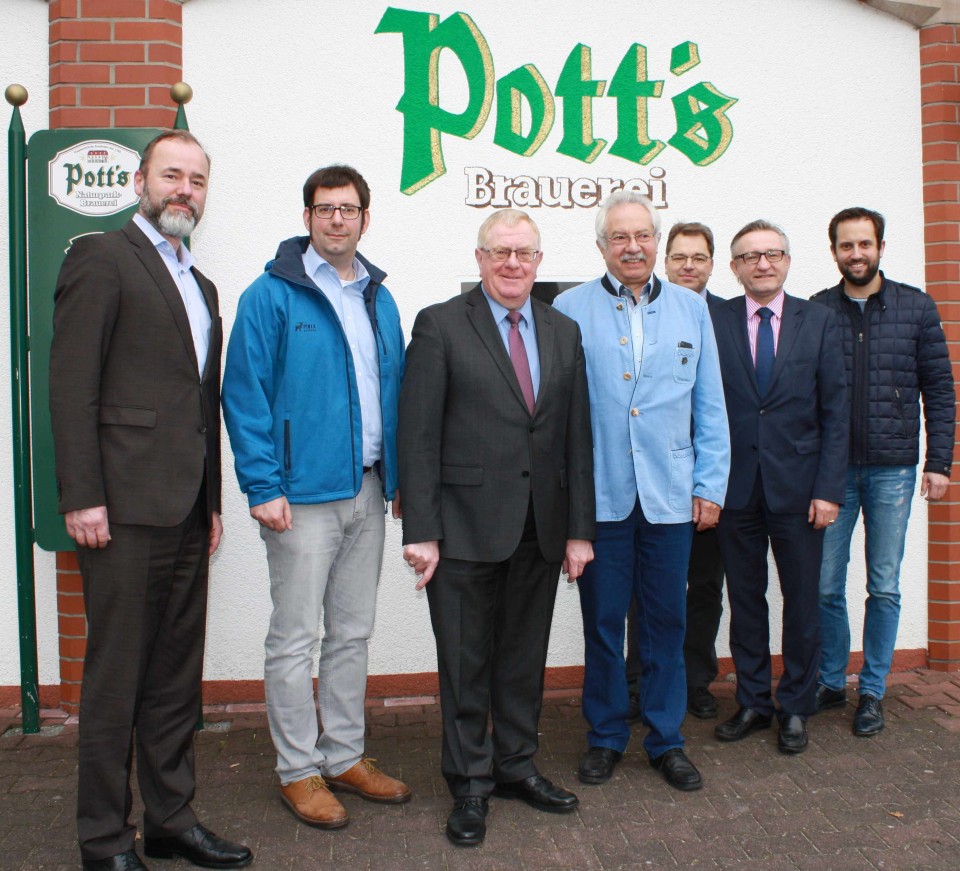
[5,84,28,107]
[170,82,193,106]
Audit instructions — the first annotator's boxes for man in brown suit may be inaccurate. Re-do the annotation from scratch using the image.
[49,130,251,871]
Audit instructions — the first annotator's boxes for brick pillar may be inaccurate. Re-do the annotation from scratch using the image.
[48,0,184,711]
[920,22,960,671]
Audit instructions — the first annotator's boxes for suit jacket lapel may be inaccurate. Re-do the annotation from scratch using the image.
[724,296,758,392]
[192,266,219,383]
[123,221,200,374]
[465,284,533,415]
[767,293,801,393]
[530,298,553,414]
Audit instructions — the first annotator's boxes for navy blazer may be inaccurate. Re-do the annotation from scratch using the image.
[712,293,849,514]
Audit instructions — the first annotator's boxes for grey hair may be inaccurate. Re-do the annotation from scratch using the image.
[730,219,790,255]
[477,209,542,249]
[595,190,660,247]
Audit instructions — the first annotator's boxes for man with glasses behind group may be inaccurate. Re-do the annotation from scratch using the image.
[554,193,729,793]
[711,221,848,754]
[223,165,410,830]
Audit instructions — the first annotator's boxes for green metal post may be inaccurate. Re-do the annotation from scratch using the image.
[6,85,40,734]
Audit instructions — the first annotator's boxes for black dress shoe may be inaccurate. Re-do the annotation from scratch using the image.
[687,686,719,719]
[82,851,148,871]
[777,714,808,754]
[144,824,253,868]
[577,746,623,784]
[493,773,579,813]
[814,684,846,713]
[853,694,884,737]
[714,706,772,742]
[649,748,703,791]
[446,796,488,847]
[626,691,642,724]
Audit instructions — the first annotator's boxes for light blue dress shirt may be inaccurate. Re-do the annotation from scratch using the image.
[303,244,383,467]
[481,287,541,400]
[606,271,650,379]
[133,212,210,375]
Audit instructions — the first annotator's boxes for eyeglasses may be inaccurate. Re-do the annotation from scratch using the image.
[733,249,787,265]
[310,204,362,220]
[667,254,711,265]
[605,232,657,246]
[481,247,540,263]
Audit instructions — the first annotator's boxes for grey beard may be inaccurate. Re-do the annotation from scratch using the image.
[156,208,196,238]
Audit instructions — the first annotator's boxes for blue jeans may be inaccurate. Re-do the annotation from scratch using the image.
[578,499,692,758]
[818,465,916,699]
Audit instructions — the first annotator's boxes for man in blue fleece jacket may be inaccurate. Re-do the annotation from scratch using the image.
[223,165,409,829]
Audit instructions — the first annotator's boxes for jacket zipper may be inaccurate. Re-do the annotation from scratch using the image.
[850,298,869,465]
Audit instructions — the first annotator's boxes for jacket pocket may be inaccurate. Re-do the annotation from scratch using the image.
[99,405,157,427]
[283,420,291,473]
[441,464,483,486]
[668,446,695,511]
[673,347,698,383]
[894,388,908,436]
[794,437,821,455]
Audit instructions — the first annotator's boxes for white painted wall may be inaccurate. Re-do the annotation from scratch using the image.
[0,0,934,689]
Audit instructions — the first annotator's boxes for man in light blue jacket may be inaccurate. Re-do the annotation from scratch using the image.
[554,192,729,792]
[222,165,409,830]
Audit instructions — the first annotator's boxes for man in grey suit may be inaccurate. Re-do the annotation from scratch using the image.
[399,210,595,847]
[50,131,251,871]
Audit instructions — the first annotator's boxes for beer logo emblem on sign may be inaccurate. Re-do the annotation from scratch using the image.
[47,140,140,216]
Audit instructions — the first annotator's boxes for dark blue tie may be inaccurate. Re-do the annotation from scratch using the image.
[755,307,775,395]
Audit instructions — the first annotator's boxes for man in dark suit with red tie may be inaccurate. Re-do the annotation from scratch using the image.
[399,210,595,847]
[50,131,251,870]
[711,220,848,755]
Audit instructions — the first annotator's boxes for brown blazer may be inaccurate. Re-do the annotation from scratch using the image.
[50,219,222,527]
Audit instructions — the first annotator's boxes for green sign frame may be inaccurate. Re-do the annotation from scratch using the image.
[28,128,160,551]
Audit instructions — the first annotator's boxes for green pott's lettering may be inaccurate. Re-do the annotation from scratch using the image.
[377,11,739,190]
[375,7,493,195]
[668,81,737,166]
[608,44,665,165]
[670,41,700,75]
[555,44,606,164]
[493,64,554,157]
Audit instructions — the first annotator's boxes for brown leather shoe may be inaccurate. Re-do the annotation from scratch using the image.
[280,775,349,828]
[326,758,412,804]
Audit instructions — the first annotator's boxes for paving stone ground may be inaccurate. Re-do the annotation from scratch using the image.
[2,669,960,870]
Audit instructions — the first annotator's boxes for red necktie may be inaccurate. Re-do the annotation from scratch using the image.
[507,311,535,414]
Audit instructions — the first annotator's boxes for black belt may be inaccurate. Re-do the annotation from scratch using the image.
[363,465,373,473]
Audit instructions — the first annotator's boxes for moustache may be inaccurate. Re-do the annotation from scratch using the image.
[619,253,647,263]
[163,196,199,218]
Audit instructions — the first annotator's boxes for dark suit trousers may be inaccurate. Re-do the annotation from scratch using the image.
[683,528,725,687]
[426,506,559,798]
[717,475,823,719]
[626,528,724,691]
[76,492,209,860]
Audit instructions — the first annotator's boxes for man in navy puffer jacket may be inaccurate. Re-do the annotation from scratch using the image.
[811,207,954,737]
